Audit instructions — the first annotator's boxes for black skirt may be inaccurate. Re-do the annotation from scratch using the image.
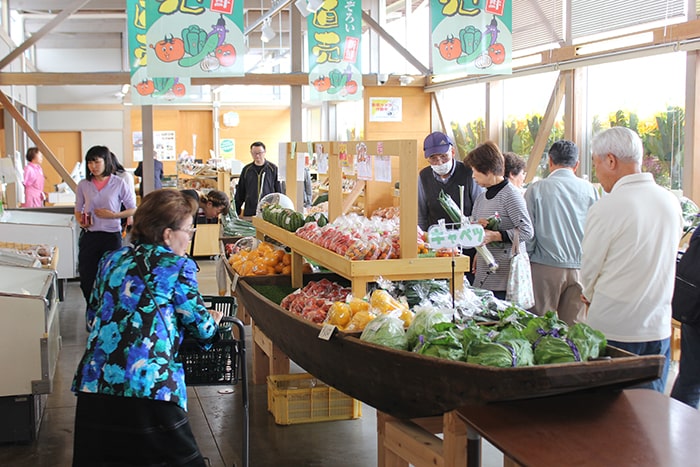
[73,392,206,467]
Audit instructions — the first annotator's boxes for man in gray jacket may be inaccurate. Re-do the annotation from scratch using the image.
[524,140,598,324]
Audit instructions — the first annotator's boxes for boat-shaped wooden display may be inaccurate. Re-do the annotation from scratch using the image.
[236,275,665,420]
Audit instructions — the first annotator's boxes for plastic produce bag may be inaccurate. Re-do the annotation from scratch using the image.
[505,230,534,309]
[360,314,408,350]
[216,255,228,296]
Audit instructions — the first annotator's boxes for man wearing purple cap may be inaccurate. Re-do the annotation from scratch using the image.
[418,131,484,279]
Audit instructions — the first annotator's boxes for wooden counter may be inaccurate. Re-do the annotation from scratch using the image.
[457,388,700,466]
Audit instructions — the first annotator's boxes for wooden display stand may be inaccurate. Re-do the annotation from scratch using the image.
[257,139,469,297]
[247,140,470,384]
[252,323,289,385]
[377,411,468,467]
[191,223,220,257]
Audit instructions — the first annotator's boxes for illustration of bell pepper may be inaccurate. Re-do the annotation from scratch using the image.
[182,25,207,57]
[179,33,219,68]
[456,25,483,65]
[326,68,348,94]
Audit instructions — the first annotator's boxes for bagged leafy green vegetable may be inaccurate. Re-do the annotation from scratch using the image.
[523,310,568,344]
[414,322,464,361]
[466,336,533,367]
[532,323,606,364]
[465,325,534,367]
[406,307,452,350]
[533,333,580,364]
[400,280,451,308]
[360,314,408,350]
[566,323,607,360]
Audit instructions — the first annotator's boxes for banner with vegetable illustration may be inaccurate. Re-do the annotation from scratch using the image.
[308,0,363,102]
[127,0,192,105]
[431,0,512,76]
[145,0,246,78]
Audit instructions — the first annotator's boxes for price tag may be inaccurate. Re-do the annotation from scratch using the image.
[318,323,337,341]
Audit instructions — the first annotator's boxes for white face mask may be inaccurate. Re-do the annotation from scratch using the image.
[431,160,452,176]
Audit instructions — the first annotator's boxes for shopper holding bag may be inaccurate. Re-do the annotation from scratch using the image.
[464,141,533,301]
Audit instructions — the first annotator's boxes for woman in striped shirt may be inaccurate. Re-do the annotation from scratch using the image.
[464,142,533,299]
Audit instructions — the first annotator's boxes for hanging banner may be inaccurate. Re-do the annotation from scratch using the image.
[431,0,512,76]
[126,0,192,105]
[308,0,363,102]
[145,0,246,78]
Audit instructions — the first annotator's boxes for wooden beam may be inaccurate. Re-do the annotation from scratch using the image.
[0,91,77,192]
[524,72,567,184]
[362,11,430,75]
[0,0,91,70]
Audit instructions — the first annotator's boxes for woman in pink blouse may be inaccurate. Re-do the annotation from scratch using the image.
[22,147,45,207]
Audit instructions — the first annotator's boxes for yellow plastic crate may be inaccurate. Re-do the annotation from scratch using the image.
[267,373,362,425]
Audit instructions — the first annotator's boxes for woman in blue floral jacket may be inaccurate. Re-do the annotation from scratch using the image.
[72,189,223,467]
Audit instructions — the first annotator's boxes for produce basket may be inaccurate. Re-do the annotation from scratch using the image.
[0,242,58,271]
[267,373,362,425]
[179,296,241,385]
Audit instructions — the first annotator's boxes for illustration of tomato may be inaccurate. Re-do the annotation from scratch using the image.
[313,76,331,92]
[345,80,358,94]
[215,43,236,67]
[135,80,155,96]
[172,82,186,97]
[488,43,506,65]
[436,35,461,61]
[150,34,185,63]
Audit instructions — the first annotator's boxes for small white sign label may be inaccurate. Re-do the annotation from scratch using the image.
[318,324,337,341]
[428,222,485,248]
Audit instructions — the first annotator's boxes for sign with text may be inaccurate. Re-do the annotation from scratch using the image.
[428,222,485,249]
[308,0,363,102]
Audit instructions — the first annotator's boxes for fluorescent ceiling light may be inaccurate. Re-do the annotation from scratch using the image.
[295,0,312,17]
[306,0,324,13]
[576,32,653,56]
[261,19,276,43]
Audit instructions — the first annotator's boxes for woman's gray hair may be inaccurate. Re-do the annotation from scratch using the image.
[591,127,643,164]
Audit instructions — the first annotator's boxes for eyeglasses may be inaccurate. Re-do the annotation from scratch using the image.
[428,153,451,164]
[176,225,197,237]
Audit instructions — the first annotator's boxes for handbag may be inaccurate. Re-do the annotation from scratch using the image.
[672,233,700,325]
[505,229,535,309]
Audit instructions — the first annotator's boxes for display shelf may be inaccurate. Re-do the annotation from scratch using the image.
[267,139,471,297]
[191,223,220,257]
[253,217,469,297]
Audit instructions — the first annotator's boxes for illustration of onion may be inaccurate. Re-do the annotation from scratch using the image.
[200,55,220,72]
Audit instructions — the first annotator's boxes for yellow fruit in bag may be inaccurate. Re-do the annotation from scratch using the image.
[327,302,352,328]
[370,289,407,314]
[345,310,376,332]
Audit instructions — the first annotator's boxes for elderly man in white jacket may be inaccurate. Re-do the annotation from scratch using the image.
[580,126,683,393]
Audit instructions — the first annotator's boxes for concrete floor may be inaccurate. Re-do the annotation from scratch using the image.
[0,259,508,467]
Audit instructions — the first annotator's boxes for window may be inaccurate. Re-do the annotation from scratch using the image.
[585,52,686,189]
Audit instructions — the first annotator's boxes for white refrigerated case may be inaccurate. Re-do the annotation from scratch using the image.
[0,265,61,397]
[0,210,79,279]
[0,265,61,442]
